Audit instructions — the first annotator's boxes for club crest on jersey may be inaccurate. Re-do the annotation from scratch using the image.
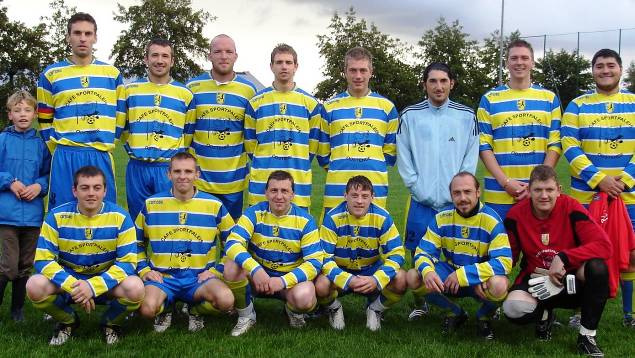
[154,94,161,106]
[355,107,363,119]
[80,76,89,88]
[606,102,614,113]
[461,226,469,238]
[85,228,93,240]
[517,99,525,111]
[179,212,187,225]
[272,225,280,237]
[541,233,549,245]
[279,103,287,115]
[216,92,225,105]
[353,225,360,237]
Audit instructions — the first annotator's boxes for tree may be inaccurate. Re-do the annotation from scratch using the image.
[624,61,635,93]
[40,0,77,62]
[111,0,215,83]
[315,8,420,111]
[534,49,593,109]
[478,30,521,88]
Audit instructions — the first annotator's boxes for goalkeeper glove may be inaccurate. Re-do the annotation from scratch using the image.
[528,275,576,300]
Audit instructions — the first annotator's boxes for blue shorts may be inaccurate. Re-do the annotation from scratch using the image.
[145,275,214,305]
[404,198,439,252]
[485,203,512,221]
[48,145,116,209]
[209,191,243,220]
[125,159,171,221]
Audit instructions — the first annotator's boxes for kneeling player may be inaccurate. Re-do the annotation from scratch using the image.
[502,165,612,357]
[26,166,144,345]
[136,153,235,332]
[224,170,323,336]
[407,172,511,339]
[315,175,407,331]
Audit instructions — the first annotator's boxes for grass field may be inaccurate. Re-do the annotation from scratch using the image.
[0,147,632,357]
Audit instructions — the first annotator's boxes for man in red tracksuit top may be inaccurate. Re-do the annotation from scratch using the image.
[502,165,612,358]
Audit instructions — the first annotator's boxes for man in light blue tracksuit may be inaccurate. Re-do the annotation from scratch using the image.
[396,63,479,320]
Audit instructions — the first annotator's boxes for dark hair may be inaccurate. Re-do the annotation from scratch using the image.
[345,175,374,195]
[449,171,479,192]
[169,152,197,170]
[344,47,373,71]
[270,43,297,64]
[266,170,295,191]
[423,62,455,83]
[73,166,106,188]
[145,38,173,57]
[592,48,622,68]
[529,165,559,187]
[507,39,534,59]
[67,12,97,34]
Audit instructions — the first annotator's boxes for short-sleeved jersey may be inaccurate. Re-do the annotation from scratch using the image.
[135,190,234,279]
[320,201,405,291]
[244,86,321,207]
[121,78,196,162]
[477,84,562,204]
[225,202,323,288]
[414,202,512,287]
[33,201,137,297]
[187,73,257,194]
[318,91,399,209]
[37,59,126,152]
[561,89,635,204]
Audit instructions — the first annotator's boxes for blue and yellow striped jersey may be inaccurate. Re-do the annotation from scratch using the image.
[414,202,512,287]
[317,91,399,209]
[33,201,137,297]
[135,189,234,278]
[320,201,405,290]
[225,201,323,288]
[37,59,126,152]
[477,84,562,204]
[244,86,321,207]
[121,78,196,162]
[187,73,257,194]
[561,89,635,204]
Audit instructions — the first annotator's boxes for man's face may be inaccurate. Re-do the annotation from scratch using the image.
[8,100,35,132]
[270,52,297,83]
[265,179,294,216]
[344,185,374,219]
[167,158,199,196]
[506,46,534,82]
[450,176,480,216]
[66,20,97,59]
[529,179,561,217]
[425,69,454,106]
[593,56,622,93]
[345,58,372,95]
[144,44,174,79]
[209,37,237,77]
[72,175,106,214]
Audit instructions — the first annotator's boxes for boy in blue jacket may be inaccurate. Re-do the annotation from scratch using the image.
[0,91,51,321]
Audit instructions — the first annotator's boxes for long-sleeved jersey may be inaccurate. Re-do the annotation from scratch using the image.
[37,59,126,153]
[477,84,562,204]
[320,201,405,291]
[33,201,137,297]
[397,99,479,210]
[187,73,256,194]
[135,190,234,279]
[244,86,321,207]
[504,194,612,284]
[224,202,323,289]
[561,89,635,205]
[121,78,196,162]
[414,202,512,287]
[317,91,399,209]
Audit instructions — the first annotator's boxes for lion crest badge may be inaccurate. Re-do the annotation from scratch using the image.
[179,212,187,225]
[355,107,363,119]
[353,225,360,237]
[517,99,525,111]
[541,233,549,245]
[154,94,161,106]
[80,76,89,88]
[279,103,287,115]
[272,225,280,237]
[85,228,93,240]
[216,92,225,105]
[461,226,469,239]
[606,102,614,114]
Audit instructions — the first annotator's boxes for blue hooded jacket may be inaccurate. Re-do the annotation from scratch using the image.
[0,126,51,227]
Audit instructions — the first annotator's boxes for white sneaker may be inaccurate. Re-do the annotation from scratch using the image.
[43,313,53,321]
[328,300,345,330]
[153,312,172,333]
[408,301,430,321]
[181,303,189,316]
[285,306,306,328]
[188,314,205,332]
[49,323,75,346]
[366,307,382,332]
[103,326,121,345]
[569,313,582,329]
[231,316,256,336]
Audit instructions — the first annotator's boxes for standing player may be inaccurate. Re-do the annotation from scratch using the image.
[136,152,235,333]
[318,47,399,212]
[224,170,323,336]
[37,13,125,208]
[315,175,406,331]
[561,48,635,328]
[478,39,561,219]
[25,166,143,345]
[502,165,611,356]
[407,172,511,339]
[122,38,195,220]
[397,63,479,319]
[187,34,257,220]
[244,44,321,209]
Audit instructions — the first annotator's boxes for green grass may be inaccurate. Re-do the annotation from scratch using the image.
[0,147,631,357]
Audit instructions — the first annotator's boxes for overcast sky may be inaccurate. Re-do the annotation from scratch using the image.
[5,0,635,92]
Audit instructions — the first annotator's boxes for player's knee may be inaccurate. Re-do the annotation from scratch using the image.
[139,297,163,319]
[584,258,608,282]
[389,270,407,294]
[223,260,246,281]
[121,276,145,302]
[314,275,332,298]
[25,274,50,301]
[211,284,235,311]
[289,284,316,310]
[486,276,509,299]
[502,290,537,321]
[406,268,422,290]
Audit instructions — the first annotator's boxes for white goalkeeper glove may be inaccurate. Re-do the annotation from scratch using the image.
[528,275,576,300]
